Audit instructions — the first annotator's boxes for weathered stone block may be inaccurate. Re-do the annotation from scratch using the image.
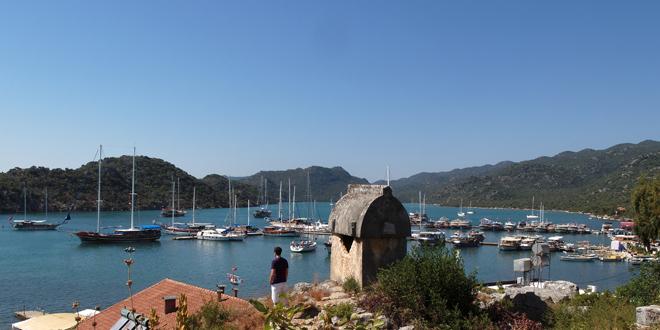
[637,305,660,327]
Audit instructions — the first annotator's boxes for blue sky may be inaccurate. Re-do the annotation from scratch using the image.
[0,1,658,181]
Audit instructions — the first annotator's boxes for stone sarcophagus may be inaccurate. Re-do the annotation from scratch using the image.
[329,184,410,287]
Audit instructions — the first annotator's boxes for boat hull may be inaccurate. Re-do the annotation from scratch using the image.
[76,230,161,243]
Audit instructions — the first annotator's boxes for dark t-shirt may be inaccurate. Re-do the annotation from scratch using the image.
[271,256,288,284]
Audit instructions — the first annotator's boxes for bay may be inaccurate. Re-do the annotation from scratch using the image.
[0,202,637,326]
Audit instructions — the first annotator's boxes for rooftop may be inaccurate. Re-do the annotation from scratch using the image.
[77,278,259,329]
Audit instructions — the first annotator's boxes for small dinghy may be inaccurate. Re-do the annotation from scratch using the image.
[290,240,317,253]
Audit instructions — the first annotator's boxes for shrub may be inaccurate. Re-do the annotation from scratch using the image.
[548,291,636,330]
[363,244,479,327]
[325,302,355,322]
[617,262,660,306]
[184,300,232,330]
[250,298,303,330]
[343,277,361,295]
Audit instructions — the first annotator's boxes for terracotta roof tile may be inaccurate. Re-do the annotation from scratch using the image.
[78,278,257,329]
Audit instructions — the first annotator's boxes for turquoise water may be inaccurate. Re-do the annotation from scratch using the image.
[0,203,637,326]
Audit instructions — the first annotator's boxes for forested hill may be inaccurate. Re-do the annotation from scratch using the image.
[388,140,660,214]
[0,156,257,213]
[236,166,369,203]
[2,140,657,214]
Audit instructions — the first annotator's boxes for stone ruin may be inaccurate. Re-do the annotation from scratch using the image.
[328,184,410,287]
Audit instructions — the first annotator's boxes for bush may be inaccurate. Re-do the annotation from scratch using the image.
[325,302,355,322]
[617,262,660,306]
[362,244,479,328]
[343,277,361,295]
[548,291,636,329]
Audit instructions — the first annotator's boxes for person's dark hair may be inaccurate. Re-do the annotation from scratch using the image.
[274,246,282,256]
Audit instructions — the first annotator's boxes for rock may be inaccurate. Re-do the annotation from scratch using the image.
[637,305,660,328]
[328,291,350,300]
[399,326,414,330]
[319,280,340,291]
[291,282,313,295]
[331,316,340,325]
[505,281,577,305]
[357,312,373,323]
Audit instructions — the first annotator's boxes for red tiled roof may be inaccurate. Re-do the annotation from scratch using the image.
[78,278,256,329]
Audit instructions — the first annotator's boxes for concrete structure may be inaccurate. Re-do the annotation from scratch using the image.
[329,184,410,287]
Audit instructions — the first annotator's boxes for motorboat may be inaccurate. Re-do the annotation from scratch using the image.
[499,236,521,251]
[560,253,598,261]
[196,228,246,241]
[449,219,471,229]
[504,221,516,231]
[290,240,317,252]
[412,231,445,245]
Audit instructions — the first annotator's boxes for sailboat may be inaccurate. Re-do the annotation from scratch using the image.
[164,186,214,235]
[235,200,263,236]
[466,201,475,215]
[457,199,466,218]
[526,196,540,220]
[253,177,272,218]
[197,187,246,241]
[161,177,186,217]
[11,186,70,230]
[75,146,161,243]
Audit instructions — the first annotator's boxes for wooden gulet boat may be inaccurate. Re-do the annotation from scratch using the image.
[75,146,161,243]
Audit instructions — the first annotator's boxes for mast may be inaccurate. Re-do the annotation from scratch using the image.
[386,165,390,186]
[97,145,102,233]
[192,186,196,226]
[288,178,291,220]
[265,179,268,210]
[419,191,422,232]
[233,194,237,226]
[292,186,296,220]
[531,196,535,215]
[306,170,311,219]
[45,187,48,220]
[278,181,282,220]
[227,177,231,209]
[247,199,250,226]
[177,177,180,210]
[130,147,136,229]
[171,178,175,226]
[23,184,27,221]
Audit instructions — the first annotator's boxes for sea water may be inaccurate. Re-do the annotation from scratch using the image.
[0,202,637,326]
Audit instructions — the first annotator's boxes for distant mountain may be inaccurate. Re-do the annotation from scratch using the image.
[1,140,657,215]
[236,166,369,204]
[0,156,258,213]
[396,140,659,214]
[375,161,514,200]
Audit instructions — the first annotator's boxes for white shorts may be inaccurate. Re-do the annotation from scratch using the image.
[271,282,288,304]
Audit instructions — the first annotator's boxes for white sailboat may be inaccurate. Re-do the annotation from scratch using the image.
[526,196,540,220]
[466,201,475,215]
[457,199,466,218]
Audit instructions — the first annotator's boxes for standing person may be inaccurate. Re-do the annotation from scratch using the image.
[270,246,289,304]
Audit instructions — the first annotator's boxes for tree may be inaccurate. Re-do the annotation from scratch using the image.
[631,175,660,250]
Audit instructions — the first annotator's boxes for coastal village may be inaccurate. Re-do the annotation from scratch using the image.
[3,0,660,328]
[8,177,660,329]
